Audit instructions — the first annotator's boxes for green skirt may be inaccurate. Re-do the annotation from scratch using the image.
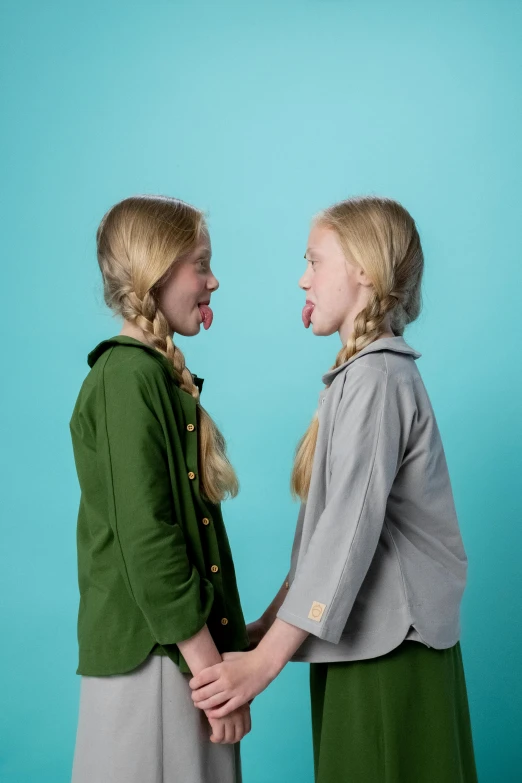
[310,640,477,783]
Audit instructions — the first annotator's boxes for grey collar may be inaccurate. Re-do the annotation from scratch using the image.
[322,336,422,385]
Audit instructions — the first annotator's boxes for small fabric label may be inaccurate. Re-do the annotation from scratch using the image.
[308,601,326,622]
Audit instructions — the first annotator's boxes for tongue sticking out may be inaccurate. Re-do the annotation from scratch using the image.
[302,302,315,328]
[198,304,214,330]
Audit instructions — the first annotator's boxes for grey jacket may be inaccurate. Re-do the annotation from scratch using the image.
[277,336,468,663]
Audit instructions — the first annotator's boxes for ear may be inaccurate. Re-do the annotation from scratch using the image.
[357,266,373,288]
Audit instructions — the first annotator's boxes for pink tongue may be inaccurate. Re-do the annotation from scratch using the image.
[302,302,315,328]
[198,304,213,330]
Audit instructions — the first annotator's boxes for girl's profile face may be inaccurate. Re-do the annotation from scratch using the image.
[300,222,372,343]
[156,230,219,337]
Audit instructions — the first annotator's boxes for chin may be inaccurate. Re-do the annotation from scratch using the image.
[175,322,201,338]
[312,321,336,337]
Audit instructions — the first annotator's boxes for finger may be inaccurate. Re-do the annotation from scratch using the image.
[244,709,252,736]
[189,665,221,690]
[234,715,245,743]
[205,696,243,720]
[193,692,229,711]
[209,720,224,744]
[224,719,235,745]
[191,682,225,703]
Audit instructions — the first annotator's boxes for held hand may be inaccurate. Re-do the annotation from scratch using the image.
[206,703,251,744]
[190,649,274,718]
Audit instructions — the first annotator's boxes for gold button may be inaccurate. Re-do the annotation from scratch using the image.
[210,565,219,573]
[202,518,210,526]
[285,580,290,590]
[188,472,195,480]
[187,424,195,432]
[221,617,228,626]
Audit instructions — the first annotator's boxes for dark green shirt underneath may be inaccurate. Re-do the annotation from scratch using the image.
[69,336,248,676]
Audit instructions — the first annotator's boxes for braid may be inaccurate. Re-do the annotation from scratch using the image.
[122,288,200,400]
[332,289,400,371]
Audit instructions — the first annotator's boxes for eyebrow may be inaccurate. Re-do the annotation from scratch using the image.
[304,248,320,260]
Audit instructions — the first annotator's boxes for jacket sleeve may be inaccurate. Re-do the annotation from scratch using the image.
[101,359,213,645]
[277,364,406,644]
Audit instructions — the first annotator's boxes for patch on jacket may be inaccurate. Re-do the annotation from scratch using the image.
[308,602,326,622]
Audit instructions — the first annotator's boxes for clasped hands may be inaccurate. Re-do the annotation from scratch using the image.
[194,615,302,745]
[192,638,276,745]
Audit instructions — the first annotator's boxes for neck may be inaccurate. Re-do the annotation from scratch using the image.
[119,320,151,344]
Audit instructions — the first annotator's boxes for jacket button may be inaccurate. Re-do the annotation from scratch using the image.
[210,565,219,573]
[285,580,290,590]
[188,472,195,480]
[202,518,210,526]
[221,618,228,626]
[187,424,195,432]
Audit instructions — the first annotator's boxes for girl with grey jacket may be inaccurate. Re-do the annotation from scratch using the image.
[190,196,478,782]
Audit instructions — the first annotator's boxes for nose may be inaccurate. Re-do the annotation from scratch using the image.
[299,267,311,290]
[207,269,219,292]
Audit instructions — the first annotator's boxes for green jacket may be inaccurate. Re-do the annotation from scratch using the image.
[69,336,248,675]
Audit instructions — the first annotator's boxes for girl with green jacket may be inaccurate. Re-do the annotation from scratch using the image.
[190,196,478,783]
[70,195,249,783]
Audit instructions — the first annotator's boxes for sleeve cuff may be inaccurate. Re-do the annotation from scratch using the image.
[140,573,215,646]
[276,605,343,645]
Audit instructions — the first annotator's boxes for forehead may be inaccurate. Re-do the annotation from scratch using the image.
[186,232,212,259]
[306,223,342,256]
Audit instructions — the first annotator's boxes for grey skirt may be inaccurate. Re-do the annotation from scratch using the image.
[71,654,241,783]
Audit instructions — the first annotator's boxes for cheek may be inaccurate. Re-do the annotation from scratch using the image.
[163,269,202,308]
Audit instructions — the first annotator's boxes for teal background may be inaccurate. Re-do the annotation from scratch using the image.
[1,0,521,780]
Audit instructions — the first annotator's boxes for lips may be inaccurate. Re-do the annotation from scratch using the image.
[302,301,315,329]
[198,303,213,330]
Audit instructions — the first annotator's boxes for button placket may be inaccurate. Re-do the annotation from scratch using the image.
[183,399,198,487]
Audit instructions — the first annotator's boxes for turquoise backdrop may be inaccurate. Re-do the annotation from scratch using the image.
[2,1,521,781]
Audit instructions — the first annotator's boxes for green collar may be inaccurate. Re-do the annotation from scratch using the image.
[87,335,205,394]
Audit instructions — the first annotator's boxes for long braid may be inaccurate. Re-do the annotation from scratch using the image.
[121,288,200,398]
[291,290,399,500]
[121,286,237,502]
[333,289,400,370]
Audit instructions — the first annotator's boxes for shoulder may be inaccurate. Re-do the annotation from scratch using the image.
[330,351,420,416]
[341,350,421,391]
[100,344,173,390]
[96,345,184,417]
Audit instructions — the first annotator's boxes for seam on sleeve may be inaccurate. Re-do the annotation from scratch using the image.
[322,366,389,629]
[101,354,139,606]
[328,363,387,470]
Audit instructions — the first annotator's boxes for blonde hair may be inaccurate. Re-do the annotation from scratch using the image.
[291,196,424,501]
[97,194,238,504]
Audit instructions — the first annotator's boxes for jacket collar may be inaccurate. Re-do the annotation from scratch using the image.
[88,335,167,368]
[87,335,205,393]
[322,335,421,385]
